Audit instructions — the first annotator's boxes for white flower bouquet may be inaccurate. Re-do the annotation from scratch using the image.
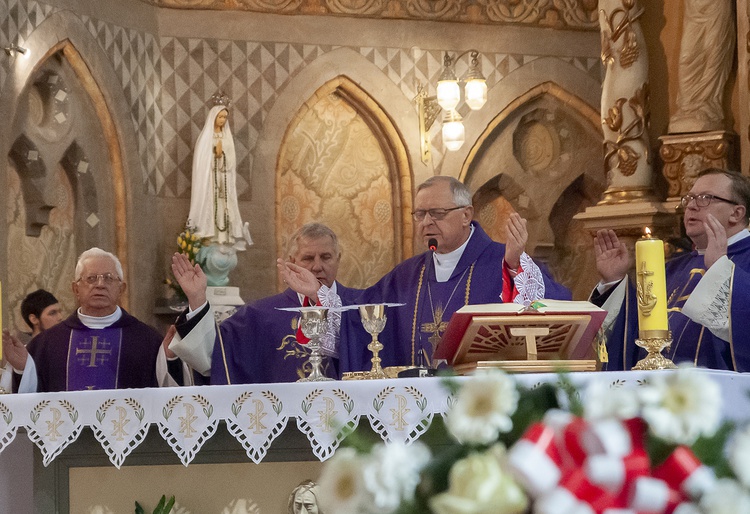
[317,366,750,514]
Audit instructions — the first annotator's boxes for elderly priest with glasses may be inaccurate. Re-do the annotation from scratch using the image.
[592,168,750,372]
[281,176,572,373]
[2,248,186,392]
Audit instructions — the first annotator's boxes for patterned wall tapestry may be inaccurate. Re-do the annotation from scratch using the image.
[277,92,396,289]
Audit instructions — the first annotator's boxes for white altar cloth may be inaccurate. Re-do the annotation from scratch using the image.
[0,369,747,469]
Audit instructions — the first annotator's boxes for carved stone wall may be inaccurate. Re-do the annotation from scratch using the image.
[137,0,600,30]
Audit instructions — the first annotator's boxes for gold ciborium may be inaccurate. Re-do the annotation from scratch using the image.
[298,307,334,382]
[632,330,677,370]
[360,304,388,379]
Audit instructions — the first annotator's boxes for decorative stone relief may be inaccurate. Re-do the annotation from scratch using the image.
[139,0,599,29]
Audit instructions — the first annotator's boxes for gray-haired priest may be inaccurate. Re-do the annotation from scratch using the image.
[2,248,189,392]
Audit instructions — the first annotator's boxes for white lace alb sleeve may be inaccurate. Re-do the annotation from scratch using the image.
[513,252,546,306]
[316,284,342,357]
[682,256,733,342]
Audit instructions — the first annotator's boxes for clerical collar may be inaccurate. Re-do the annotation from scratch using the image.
[433,225,475,283]
[695,229,750,255]
[77,306,123,329]
[298,281,337,305]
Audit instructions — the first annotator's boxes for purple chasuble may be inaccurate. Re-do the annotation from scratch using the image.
[67,328,123,390]
[598,236,750,371]
[339,222,571,372]
[211,284,362,384]
[25,310,162,392]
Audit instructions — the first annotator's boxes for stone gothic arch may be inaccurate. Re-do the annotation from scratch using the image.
[275,75,412,289]
[1,11,146,326]
[462,81,604,300]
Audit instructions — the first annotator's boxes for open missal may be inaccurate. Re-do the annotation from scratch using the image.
[433,300,606,374]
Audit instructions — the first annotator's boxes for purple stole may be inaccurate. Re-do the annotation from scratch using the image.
[66,328,123,390]
[415,264,474,362]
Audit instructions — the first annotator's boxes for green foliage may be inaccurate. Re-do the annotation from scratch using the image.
[134,495,175,514]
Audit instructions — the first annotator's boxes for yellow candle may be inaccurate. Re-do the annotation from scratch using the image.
[635,228,669,338]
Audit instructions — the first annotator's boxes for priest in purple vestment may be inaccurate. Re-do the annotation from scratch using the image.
[281,176,572,373]
[169,223,360,383]
[2,248,184,392]
[592,168,750,371]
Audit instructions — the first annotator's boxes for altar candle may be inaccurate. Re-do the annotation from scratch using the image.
[634,229,669,338]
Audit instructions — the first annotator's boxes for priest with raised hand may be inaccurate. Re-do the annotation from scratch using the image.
[168,223,360,383]
[280,176,571,373]
[2,248,186,392]
[592,168,750,371]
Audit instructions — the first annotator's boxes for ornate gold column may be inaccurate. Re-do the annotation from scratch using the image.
[575,0,676,244]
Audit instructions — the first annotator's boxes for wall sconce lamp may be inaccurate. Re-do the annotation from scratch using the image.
[4,43,28,57]
[415,50,486,163]
[437,50,487,112]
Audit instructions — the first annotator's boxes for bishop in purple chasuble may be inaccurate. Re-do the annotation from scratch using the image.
[339,222,572,373]
[26,311,162,392]
[211,285,361,384]
[597,236,750,372]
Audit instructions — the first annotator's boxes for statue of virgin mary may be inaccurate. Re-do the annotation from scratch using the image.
[188,103,252,250]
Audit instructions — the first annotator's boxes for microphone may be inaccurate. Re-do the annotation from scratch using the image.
[428,238,438,251]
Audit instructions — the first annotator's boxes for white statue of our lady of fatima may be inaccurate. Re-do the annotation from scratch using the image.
[187,94,252,286]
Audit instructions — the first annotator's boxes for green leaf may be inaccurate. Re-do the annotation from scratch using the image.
[162,496,176,514]
[691,421,735,478]
[135,502,145,514]
[154,495,166,514]
[499,382,560,445]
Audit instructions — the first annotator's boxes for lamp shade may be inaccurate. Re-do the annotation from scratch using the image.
[437,79,460,111]
[464,78,487,110]
[442,110,465,151]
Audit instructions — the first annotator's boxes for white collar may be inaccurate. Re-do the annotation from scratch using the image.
[77,306,122,329]
[433,225,474,283]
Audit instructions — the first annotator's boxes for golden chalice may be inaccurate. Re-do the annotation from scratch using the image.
[298,307,334,382]
[360,304,388,379]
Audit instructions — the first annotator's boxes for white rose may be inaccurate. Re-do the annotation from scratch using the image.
[429,445,528,514]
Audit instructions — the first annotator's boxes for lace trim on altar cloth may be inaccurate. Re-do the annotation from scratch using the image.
[703,276,731,330]
[316,284,342,357]
[6,372,745,469]
[513,252,545,306]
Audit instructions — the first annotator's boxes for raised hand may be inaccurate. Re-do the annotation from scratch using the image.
[162,324,177,359]
[277,259,321,300]
[703,213,728,269]
[171,252,207,310]
[2,330,28,371]
[594,229,629,283]
[504,212,528,270]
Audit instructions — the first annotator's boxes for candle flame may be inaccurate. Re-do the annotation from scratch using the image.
[644,227,652,237]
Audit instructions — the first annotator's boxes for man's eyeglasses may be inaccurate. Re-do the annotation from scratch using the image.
[412,206,468,221]
[680,193,739,208]
[78,273,121,285]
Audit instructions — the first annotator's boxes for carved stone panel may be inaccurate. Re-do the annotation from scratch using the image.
[659,131,740,200]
